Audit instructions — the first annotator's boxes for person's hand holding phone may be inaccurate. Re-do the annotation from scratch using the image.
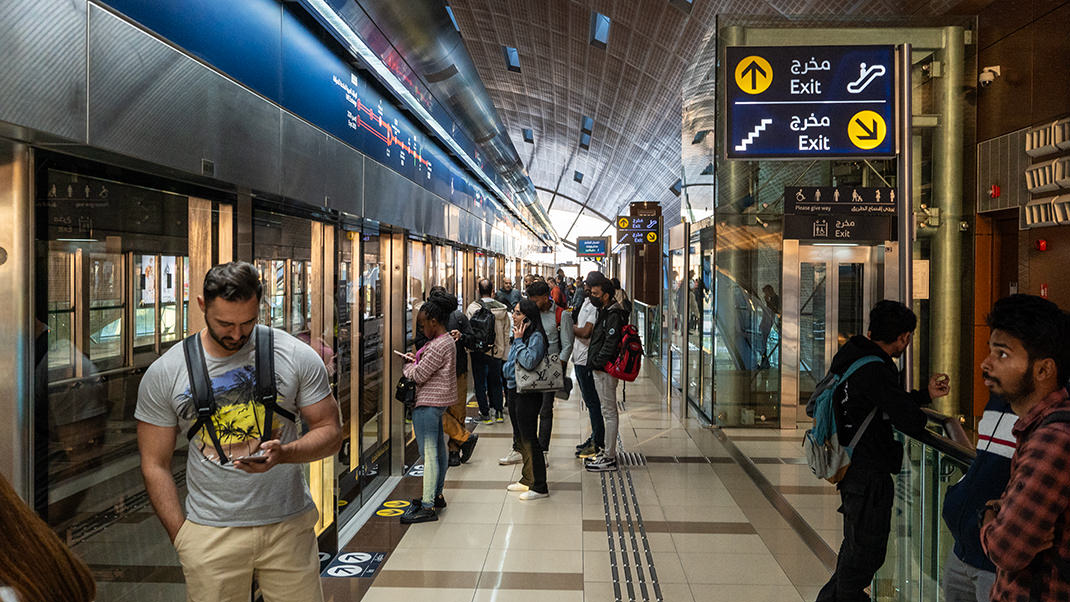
[234,439,283,473]
[393,349,416,362]
[449,329,461,342]
[512,319,528,340]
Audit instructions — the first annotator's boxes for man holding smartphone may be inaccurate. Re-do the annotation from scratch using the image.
[136,262,342,602]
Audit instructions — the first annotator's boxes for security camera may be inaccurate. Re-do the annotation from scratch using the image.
[979,66,1001,87]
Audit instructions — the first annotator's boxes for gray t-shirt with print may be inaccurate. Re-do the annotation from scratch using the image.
[135,327,332,527]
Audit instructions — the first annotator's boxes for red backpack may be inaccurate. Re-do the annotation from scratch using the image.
[605,323,643,382]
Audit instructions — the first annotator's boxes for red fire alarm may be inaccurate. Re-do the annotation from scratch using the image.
[1041,283,1049,298]
[1035,239,1049,252]
[989,184,1001,198]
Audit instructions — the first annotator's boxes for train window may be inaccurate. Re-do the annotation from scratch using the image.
[88,251,125,369]
[46,249,75,375]
[134,254,157,349]
[291,260,306,333]
[160,256,181,343]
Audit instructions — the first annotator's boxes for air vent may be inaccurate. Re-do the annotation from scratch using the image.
[1024,198,1057,227]
[1053,195,1070,224]
[503,46,521,73]
[522,128,534,143]
[1056,156,1070,189]
[590,12,611,48]
[1025,161,1058,193]
[574,171,584,183]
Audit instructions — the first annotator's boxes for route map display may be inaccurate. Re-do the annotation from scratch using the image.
[725,45,896,159]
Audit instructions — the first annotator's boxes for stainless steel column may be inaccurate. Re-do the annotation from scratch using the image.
[930,28,965,415]
[0,140,34,498]
[897,44,914,392]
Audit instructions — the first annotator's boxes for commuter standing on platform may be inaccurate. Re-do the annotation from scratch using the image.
[416,287,479,467]
[573,273,604,459]
[400,293,458,524]
[523,280,562,466]
[815,300,950,602]
[980,295,1070,602]
[941,392,1016,602]
[136,262,341,602]
[584,275,628,473]
[467,279,510,425]
[496,278,521,310]
[503,299,550,500]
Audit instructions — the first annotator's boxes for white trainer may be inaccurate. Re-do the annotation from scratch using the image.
[506,482,529,492]
[499,450,522,465]
[519,490,549,501]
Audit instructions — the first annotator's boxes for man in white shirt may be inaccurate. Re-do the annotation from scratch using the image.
[572,273,603,458]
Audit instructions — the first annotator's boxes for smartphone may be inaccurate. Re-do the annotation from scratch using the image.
[235,454,267,463]
[392,350,409,358]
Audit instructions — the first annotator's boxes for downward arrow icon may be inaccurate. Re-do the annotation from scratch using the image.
[855,118,879,140]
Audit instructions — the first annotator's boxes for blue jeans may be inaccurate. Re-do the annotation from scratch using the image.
[574,363,603,448]
[470,352,504,415]
[412,405,448,508]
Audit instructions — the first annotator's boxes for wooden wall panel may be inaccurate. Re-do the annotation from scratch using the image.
[187,197,213,334]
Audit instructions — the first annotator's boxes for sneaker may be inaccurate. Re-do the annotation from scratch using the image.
[400,505,438,524]
[478,413,491,423]
[434,494,447,509]
[410,496,446,509]
[499,450,522,465]
[506,482,529,492]
[495,411,505,423]
[459,433,479,463]
[585,455,618,472]
[575,442,600,458]
[448,451,461,467]
[575,438,592,451]
[519,490,549,501]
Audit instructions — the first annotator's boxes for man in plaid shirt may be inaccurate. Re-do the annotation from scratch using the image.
[980,294,1070,601]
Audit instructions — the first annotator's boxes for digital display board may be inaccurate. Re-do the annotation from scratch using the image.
[576,237,610,257]
[725,45,896,159]
[615,216,661,245]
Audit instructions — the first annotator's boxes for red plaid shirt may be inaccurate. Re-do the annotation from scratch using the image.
[982,387,1070,601]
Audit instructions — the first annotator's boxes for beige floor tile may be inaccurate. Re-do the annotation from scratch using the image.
[583,580,616,601]
[655,488,738,507]
[678,552,793,585]
[647,551,688,583]
[396,521,497,550]
[483,548,584,574]
[473,590,583,602]
[656,583,698,601]
[583,529,611,551]
[491,524,584,550]
[669,533,769,554]
[381,547,489,572]
[659,504,748,523]
[582,549,614,582]
[360,587,476,602]
[772,552,834,587]
[498,501,583,525]
[437,502,505,524]
[443,489,511,504]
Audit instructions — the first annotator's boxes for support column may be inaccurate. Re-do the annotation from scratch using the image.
[930,27,965,416]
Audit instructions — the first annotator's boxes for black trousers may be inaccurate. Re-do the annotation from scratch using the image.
[508,389,553,453]
[816,468,894,602]
[508,388,548,493]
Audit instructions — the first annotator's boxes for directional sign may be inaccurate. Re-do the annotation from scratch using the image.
[615,216,661,245]
[725,46,896,159]
[321,551,386,579]
[784,214,894,241]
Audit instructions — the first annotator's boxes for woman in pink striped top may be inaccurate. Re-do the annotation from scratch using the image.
[400,293,457,524]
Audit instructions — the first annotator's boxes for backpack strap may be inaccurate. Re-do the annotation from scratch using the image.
[836,355,885,448]
[846,408,878,450]
[256,326,295,443]
[183,332,229,465]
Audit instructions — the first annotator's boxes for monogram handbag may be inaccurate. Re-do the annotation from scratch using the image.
[516,348,564,393]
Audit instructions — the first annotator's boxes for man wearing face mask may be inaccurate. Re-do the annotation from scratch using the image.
[980,295,1070,602]
[816,300,950,602]
[583,274,629,473]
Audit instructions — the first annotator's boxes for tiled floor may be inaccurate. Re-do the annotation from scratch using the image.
[324,371,843,602]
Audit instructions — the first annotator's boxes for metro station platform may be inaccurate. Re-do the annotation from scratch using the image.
[322,371,841,602]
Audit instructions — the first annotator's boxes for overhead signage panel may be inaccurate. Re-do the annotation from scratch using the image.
[726,45,896,160]
[783,186,897,242]
[615,216,661,245]
[576,237,610,257]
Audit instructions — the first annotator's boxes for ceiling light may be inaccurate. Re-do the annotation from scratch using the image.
[522,128,534,143]
[504,46,521,73]
[590,12,611,48]
[670,179,683,196]
[574,171,584,183]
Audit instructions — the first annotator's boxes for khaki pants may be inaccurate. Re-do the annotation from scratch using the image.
[443,373,471,451]
[174,507,323,602]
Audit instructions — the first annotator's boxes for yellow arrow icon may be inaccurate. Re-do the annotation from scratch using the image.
[735,56,772,95]
[376,508,405,517]
[618,217,629,229]
[847,110,887,150]
[382,500,411,508]
[646,232,658,243]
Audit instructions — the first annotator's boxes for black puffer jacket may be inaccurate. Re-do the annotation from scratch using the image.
[588,301,629,372]
[830,335,930,474]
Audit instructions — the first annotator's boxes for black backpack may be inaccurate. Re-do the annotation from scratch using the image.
[182,325,295,465]
[469,301,497,353]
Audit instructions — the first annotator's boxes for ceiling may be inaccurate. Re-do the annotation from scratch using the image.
[446,0,968,241]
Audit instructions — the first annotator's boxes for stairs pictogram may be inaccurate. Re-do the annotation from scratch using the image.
[734,118,773,152]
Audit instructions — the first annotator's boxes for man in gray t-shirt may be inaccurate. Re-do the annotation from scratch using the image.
[136,262,341,602]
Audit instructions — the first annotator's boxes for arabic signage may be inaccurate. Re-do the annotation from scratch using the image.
[615,216,661,245]
[783,186,897,241]
[725,45,896,159]
[576,236,611,257]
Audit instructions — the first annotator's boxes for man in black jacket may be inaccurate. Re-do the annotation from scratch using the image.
[583,275,629,473]
[816,300,950,602]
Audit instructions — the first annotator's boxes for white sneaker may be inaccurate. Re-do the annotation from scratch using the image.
[499,450,522,465]
[506,482,529,492]
[519,490,549,501]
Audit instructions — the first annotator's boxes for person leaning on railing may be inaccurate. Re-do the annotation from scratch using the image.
[0,474,96,602]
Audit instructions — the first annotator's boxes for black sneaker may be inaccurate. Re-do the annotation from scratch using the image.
[478,413,491,423]
[448,451,461,467]
[575,438,593,451]
[459,433,479,463]
[400,505,438,524]
[434,494,447,509]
